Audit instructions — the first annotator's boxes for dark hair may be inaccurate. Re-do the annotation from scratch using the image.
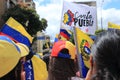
[0,61,22,80]
[91,29,120,80]
[48,48,76,80]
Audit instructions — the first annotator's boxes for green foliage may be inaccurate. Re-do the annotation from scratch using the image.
[2,5,48,36]
[95,29,106,35]
[69,32,75,44]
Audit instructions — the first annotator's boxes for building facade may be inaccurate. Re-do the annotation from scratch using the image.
[0,0,6,27]
[17,0,35,9]
[36,31,51,53]
[0,0,35,27]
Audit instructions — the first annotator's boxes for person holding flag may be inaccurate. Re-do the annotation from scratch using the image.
[73,27,94,78]
[48,40,78,80]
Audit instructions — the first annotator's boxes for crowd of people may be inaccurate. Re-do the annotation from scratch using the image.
[1,27,120,80]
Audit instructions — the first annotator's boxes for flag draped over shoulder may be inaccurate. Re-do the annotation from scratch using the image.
[108,22,120,30]
[76,27,93,77]
[0,17,32,47]
[31,55,48,80]
[25,55,48,80]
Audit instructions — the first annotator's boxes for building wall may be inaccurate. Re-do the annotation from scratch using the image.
[36,31,51,53]
[0,0,17,28]
[0,0,7,27]
[25,0,35,9]
[37,31,45,53]
[17,0,35,9]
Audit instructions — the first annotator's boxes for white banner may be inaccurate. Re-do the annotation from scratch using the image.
[61,1,97,35]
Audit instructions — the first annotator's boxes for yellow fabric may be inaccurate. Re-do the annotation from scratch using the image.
[31,55,48,80]
[60,35,68,41]
[16,43,29,57]
[65,41,76,59]
[46,42,49,48]
[0,36,29,77]
[60,29,72,41]
[6,17,33,43]
[76,27,93,68]
[38,53,43,57]
[108,22,120,29]
[0,40,21,77]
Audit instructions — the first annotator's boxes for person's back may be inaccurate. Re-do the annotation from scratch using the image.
[85,29,120,80]
[49,57,76,80]
[48,40,77,80]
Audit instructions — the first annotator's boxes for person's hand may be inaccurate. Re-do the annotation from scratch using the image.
[85,68,92,80]
[76,71,80,77]
[21,71,25,80]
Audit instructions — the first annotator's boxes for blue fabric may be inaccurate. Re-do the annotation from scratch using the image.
[60,29,71,40]
[58,52,71,59]
[80,54,89,78]
[84,46,91,55]
[24,60,34,80]
[54,37,59,42]
[0,36,20,52]
[1,24,31,47]
[108,28,114,31]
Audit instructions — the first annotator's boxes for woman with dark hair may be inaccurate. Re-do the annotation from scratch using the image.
[85,29,120,80]
[48,40,77,80]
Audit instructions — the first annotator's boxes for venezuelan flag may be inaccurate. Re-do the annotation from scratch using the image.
[25,55,48,80]
[0,17,32,47]
[108,22,120,30]
[54,34,67,43]
[60,29,71,40]
[76,27,94,78]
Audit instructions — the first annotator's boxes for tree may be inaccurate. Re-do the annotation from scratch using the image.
[2,5,48,36]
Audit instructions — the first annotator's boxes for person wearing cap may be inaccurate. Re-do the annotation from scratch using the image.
[48,40,78,80]
[0,36,29,80]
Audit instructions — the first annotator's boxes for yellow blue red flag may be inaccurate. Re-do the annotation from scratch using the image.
[76,27,93,77]
[25,55,48,80]
[0,17,32,47]
[60,28,72,40]
[108,22,120,30]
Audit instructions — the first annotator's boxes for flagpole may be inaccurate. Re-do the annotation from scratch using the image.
[60,0,65,29]
[73,26,83,78]
[101,0,104,29]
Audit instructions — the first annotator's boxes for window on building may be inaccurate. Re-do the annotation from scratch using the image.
[27,4,31,6]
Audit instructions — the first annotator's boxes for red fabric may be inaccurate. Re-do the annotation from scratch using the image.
[60,32,70,40]
[0,32,18,43]
[51,41,66,57]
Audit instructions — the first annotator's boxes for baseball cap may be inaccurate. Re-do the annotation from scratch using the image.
[51,40,76,59]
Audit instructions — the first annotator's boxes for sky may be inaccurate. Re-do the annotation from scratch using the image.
[33,0,120,41]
